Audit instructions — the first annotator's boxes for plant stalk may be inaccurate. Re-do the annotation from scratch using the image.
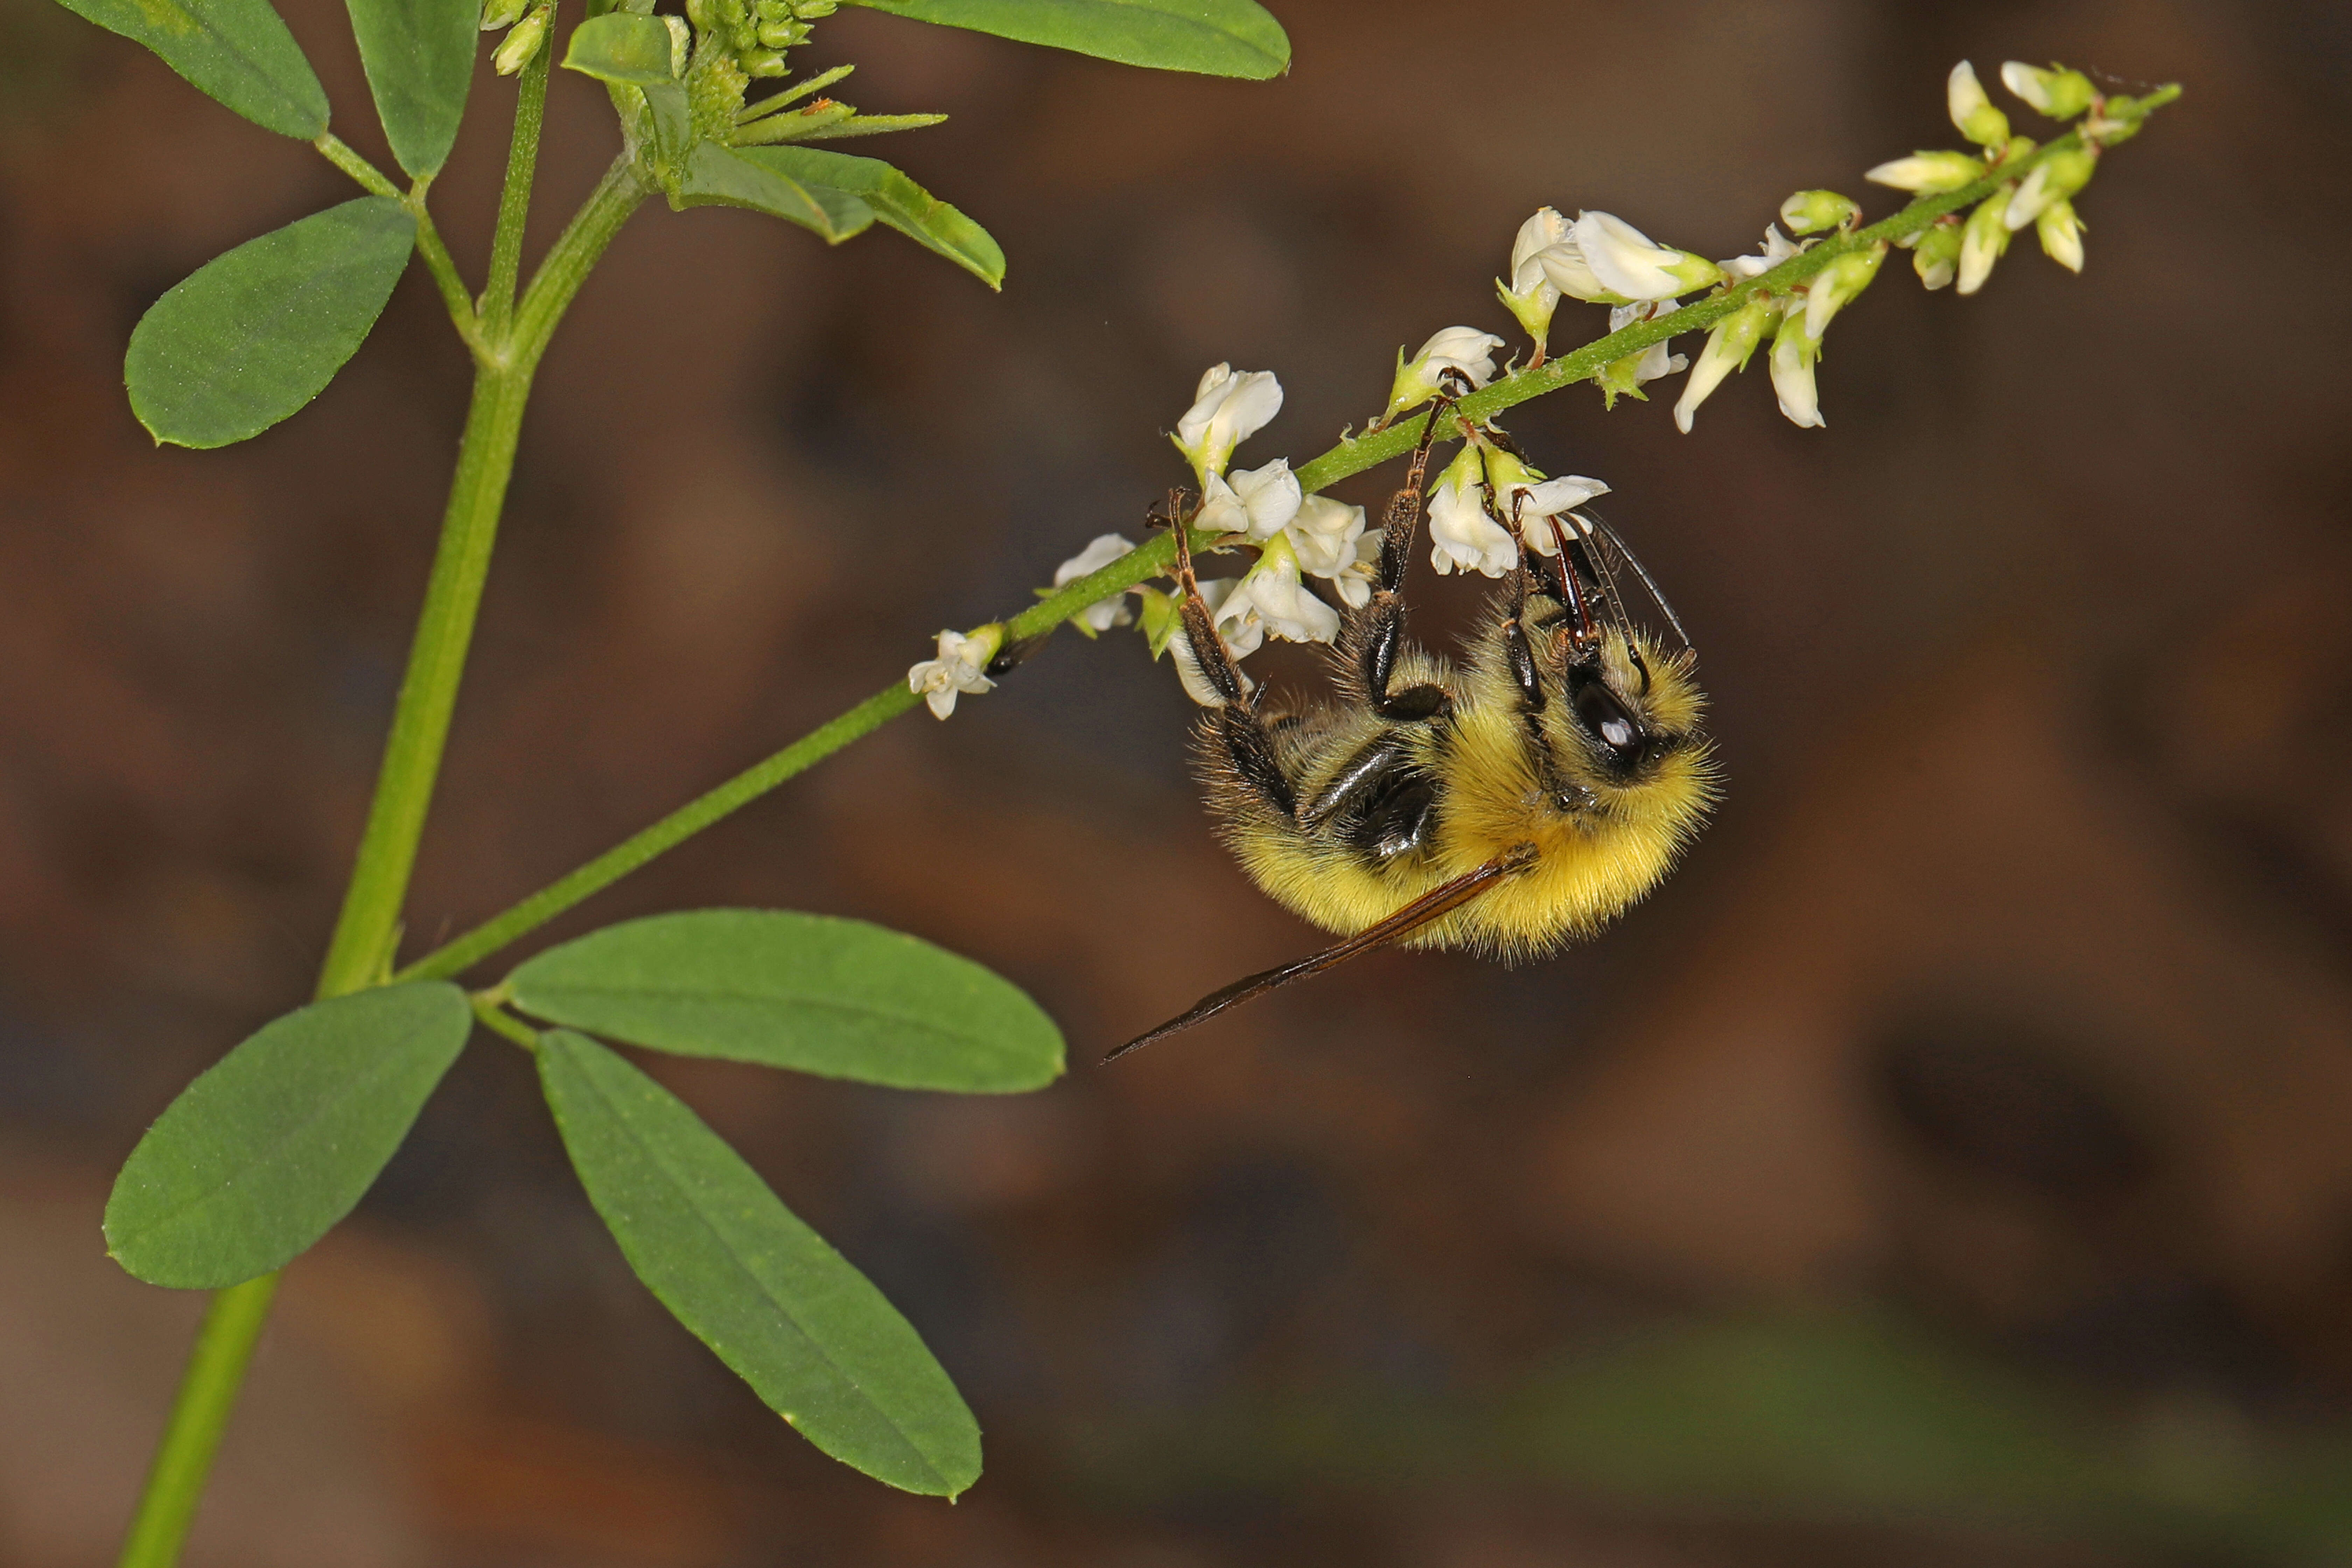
[112,1275,281,1568]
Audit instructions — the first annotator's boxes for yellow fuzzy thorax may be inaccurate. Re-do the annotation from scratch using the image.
[1212,624,1716,962]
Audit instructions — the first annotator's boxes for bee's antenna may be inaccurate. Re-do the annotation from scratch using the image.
[1583,513,1695,654]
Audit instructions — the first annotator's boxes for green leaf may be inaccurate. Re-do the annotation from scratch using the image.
[508,910,1063,1092]
[737,147,1003,287]
[125,196,415,449]
[104,982,472,1288]
[561,12,675,84]
[668,141,875,243]
[538,1030,982,1495]
[345,0,476,175]
[843,0,1288,79]
[51,0,329,138]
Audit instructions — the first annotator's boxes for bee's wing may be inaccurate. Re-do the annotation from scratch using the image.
[1101,844,1536,1064]
[1573,512,1695,654]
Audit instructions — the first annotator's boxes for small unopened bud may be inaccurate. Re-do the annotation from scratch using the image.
[743,48,787,76]
[479,0,527,30]
[1955,190,2013,295]
[1768,310,1823,429]
[2036,199,2085,273]
[1948,61,2011,148]
[1672,295,1776,434]
[1865,150,1986,194]
[2001,61,2097,120]
[1779,189,1859,236]
[492,5,547,73]
[1911,222,1961,289]
[1803,241,1886,338]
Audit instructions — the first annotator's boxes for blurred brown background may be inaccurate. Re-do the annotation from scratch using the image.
[3,0,2350,1562]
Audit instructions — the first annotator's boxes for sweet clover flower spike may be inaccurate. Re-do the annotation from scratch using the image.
[1173,364,1282,484]
[1385,327,1504,422]
[1673,294,1777,433]
[1426,442,1517,578]
[1052,534,1139,635]
[1948,61,2011,148]
[2002,61,2098,120]
[1769,310,1825,428]
[1196,457,1302,540]
[1866,151,1988,194]
[908,624,1003,719]
[1497,209,1570,359]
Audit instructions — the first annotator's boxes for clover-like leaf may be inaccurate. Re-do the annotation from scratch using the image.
[539,1030,982,1495]
[125,196,416,448]
[51,0,329,138]
[562,12,677,84]
[668,142,875,243]
[346,0,477,175]
[507,910,1063,1092]
[844,0,1288,79]
[104,982,473,1288]
[742,147,1003,287]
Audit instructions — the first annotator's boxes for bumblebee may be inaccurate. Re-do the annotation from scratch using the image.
[1108,405,1718,1062]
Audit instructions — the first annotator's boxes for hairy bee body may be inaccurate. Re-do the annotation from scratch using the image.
[1205,594,1716,962]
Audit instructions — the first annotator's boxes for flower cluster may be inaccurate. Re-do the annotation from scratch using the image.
[910,56,2160,719]
[685,0,835,78]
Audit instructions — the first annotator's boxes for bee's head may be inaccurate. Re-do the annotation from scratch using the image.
[1532,616,1714,817]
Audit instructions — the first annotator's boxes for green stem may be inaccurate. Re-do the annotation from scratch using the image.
[391,99,2191,987]
[313,136,482,355]
[119,154,649,1568]
[113,1275,280,1568]
[482,15,553,335]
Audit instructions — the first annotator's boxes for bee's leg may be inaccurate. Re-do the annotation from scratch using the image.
[1349,383,1465,722]
[1169,506,1298,820]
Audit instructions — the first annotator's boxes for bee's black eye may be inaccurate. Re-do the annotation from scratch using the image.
[1574,681,1646,764]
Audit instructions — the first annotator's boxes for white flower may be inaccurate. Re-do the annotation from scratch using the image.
[1328,527,1385,608]
[1195,457,1302,541]
[1572,210,1723,302]
[1672,295,1778,434]
[1221,534,1340,646]
[1769,313,1824,428]
[2036,198,2085,273]
[1955,191,2012,294]
[1717,225,1803,283]
[1865,151,1987,194]
[1052,533,1138,634]
[2003,148,2095,230]
[1426,444,1517,578]
[1171,363,1282,481]
[1285,492,1368,579]
[2001,61,2096,120]
[1385,326,1504,420]
[1802,241,1886,339]
[906,624,1002,719]
[1497,208,1570,352]
[1484,447,1608,554]
[1947,60,2009,147]
[1605,299,1690,386]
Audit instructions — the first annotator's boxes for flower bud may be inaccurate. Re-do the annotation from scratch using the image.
[1497,208,1569,356]
[2036,199,2085,273]
[2003,146,2095,229]
[492,5,547,74]
[1955,190,2014,295]
[1911,221,1961,289]
[1779,189,1859,235]
[1384,327,1503,420]
[1865,150,1986,194]
[1802,241,1885,339]
[479,0,527,30]
[1768,310,1823,429]
[1947,61,2010,148]
[2000,61,2097,120]
[1672,295,1776,433]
